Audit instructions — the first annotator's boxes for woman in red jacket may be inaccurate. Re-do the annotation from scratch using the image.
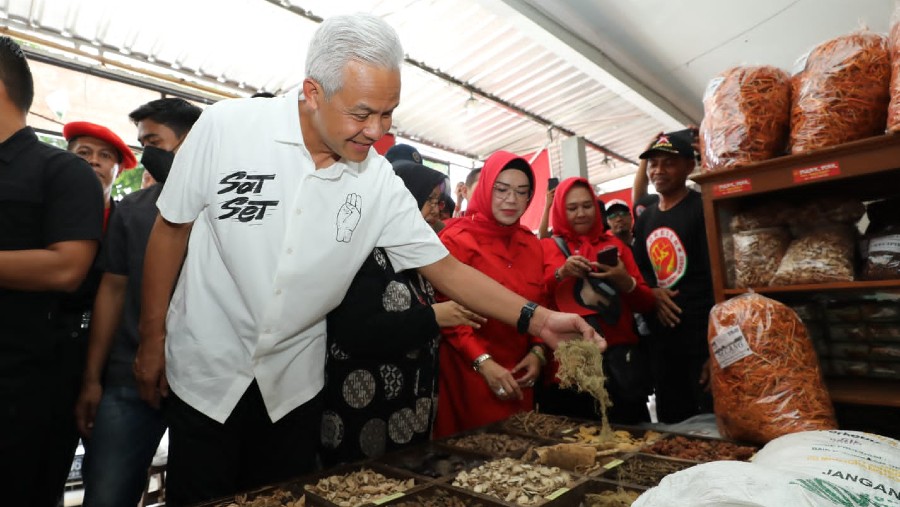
[540,177,656,424]
[433,151,547,438]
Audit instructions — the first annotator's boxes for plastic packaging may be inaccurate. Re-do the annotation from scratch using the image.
[633,431,900,507]
[770,226,856,286]
[786,197,865,228]
[790,30,890,154]
[707,293,836,444]
[729,201,794,232]
[862,232,900,280]
[732,228,791,287]
[700,66,791,171]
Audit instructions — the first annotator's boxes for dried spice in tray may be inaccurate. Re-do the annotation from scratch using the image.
[221,490,305,507]
[452,458,573,506]
[502,412,575,439]
[644,435,757,462]
[304,468,415,507]
[583,488,642,507]
[444,432,541,458]
[606,456,693,488]
[560,426,662,455]
[522,443,622,476]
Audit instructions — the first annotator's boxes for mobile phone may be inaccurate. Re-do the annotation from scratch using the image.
[548,177,559,191]
[597,246,618,266]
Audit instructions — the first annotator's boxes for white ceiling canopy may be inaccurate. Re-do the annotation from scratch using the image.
[1,0,893,186]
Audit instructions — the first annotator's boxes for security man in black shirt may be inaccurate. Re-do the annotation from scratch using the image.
[0,36,104,506]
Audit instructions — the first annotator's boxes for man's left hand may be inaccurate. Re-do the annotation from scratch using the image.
[533,307,606,351]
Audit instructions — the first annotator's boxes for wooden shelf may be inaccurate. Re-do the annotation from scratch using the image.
[723,280,900,297]
[827,378,900,407]
[692,133,900,201]
[696,135,900,412]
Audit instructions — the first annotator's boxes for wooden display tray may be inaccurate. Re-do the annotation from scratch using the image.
[638,433,759,463]
[593,453,699,489]
[377,442,488,482]
[376,482,507,506]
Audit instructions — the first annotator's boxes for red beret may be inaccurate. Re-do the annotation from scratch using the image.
[63,121,138,170]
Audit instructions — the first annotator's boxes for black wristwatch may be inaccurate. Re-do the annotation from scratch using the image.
[517,301,539,334]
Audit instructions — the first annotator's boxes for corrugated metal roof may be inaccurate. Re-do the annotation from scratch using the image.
[2,0,682,184]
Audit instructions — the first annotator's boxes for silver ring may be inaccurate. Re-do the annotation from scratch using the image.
[526,380,535,387]
[496,387,507,396]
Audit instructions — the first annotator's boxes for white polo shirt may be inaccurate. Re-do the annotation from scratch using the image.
[156,88,448,423]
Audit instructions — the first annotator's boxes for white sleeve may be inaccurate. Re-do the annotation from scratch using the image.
[376,167,449,272]
[156,107,221,224]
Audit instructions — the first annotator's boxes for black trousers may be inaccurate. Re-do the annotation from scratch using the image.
[0,321,82,507]
[647,316,713,423]
[165,381,323,506]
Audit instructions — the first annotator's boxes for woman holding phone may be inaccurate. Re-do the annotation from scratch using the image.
[540,177,656,423]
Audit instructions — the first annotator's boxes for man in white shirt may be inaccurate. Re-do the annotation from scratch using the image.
[135,13,603,506]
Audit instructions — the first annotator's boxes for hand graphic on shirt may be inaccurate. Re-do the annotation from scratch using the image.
[336,193,361,243]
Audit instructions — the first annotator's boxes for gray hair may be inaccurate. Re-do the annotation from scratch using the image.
[306,13,404,99]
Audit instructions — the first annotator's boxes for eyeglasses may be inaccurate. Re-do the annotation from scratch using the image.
[492,184,530,201]
[425,196,445,210]
[606,211,630,220]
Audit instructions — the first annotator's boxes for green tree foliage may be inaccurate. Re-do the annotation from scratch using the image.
[113,166,145,200]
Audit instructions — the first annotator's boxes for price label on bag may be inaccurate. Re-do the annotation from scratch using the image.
[711,325,753,368]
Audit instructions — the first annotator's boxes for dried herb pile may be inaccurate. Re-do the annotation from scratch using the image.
[554,340,613,440]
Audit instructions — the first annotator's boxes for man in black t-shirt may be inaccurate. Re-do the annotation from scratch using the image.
[632,131,714,423]
[0,36,104,506]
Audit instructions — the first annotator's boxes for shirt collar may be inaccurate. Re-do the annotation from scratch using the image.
[0,127,37,164]
[275,86,367,179]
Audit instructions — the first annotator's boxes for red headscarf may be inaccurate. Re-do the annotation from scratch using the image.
[549,177,605,254]
[440,150,535,239]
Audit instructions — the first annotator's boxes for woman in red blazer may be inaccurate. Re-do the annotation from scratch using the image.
[540,177,656,423]
[433,151,548,438]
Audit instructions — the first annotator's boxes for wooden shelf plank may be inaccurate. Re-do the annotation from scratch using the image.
[723,280,900,296]
[827,378,900,407]
[692,133,900,200]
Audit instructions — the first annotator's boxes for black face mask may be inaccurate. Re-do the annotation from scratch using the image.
[140,146,175,184]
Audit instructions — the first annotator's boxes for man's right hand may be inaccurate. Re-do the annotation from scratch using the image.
[652,287,682,327]
[433,301,486,328]
[133,336,169,409]
[74,381,103,438]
